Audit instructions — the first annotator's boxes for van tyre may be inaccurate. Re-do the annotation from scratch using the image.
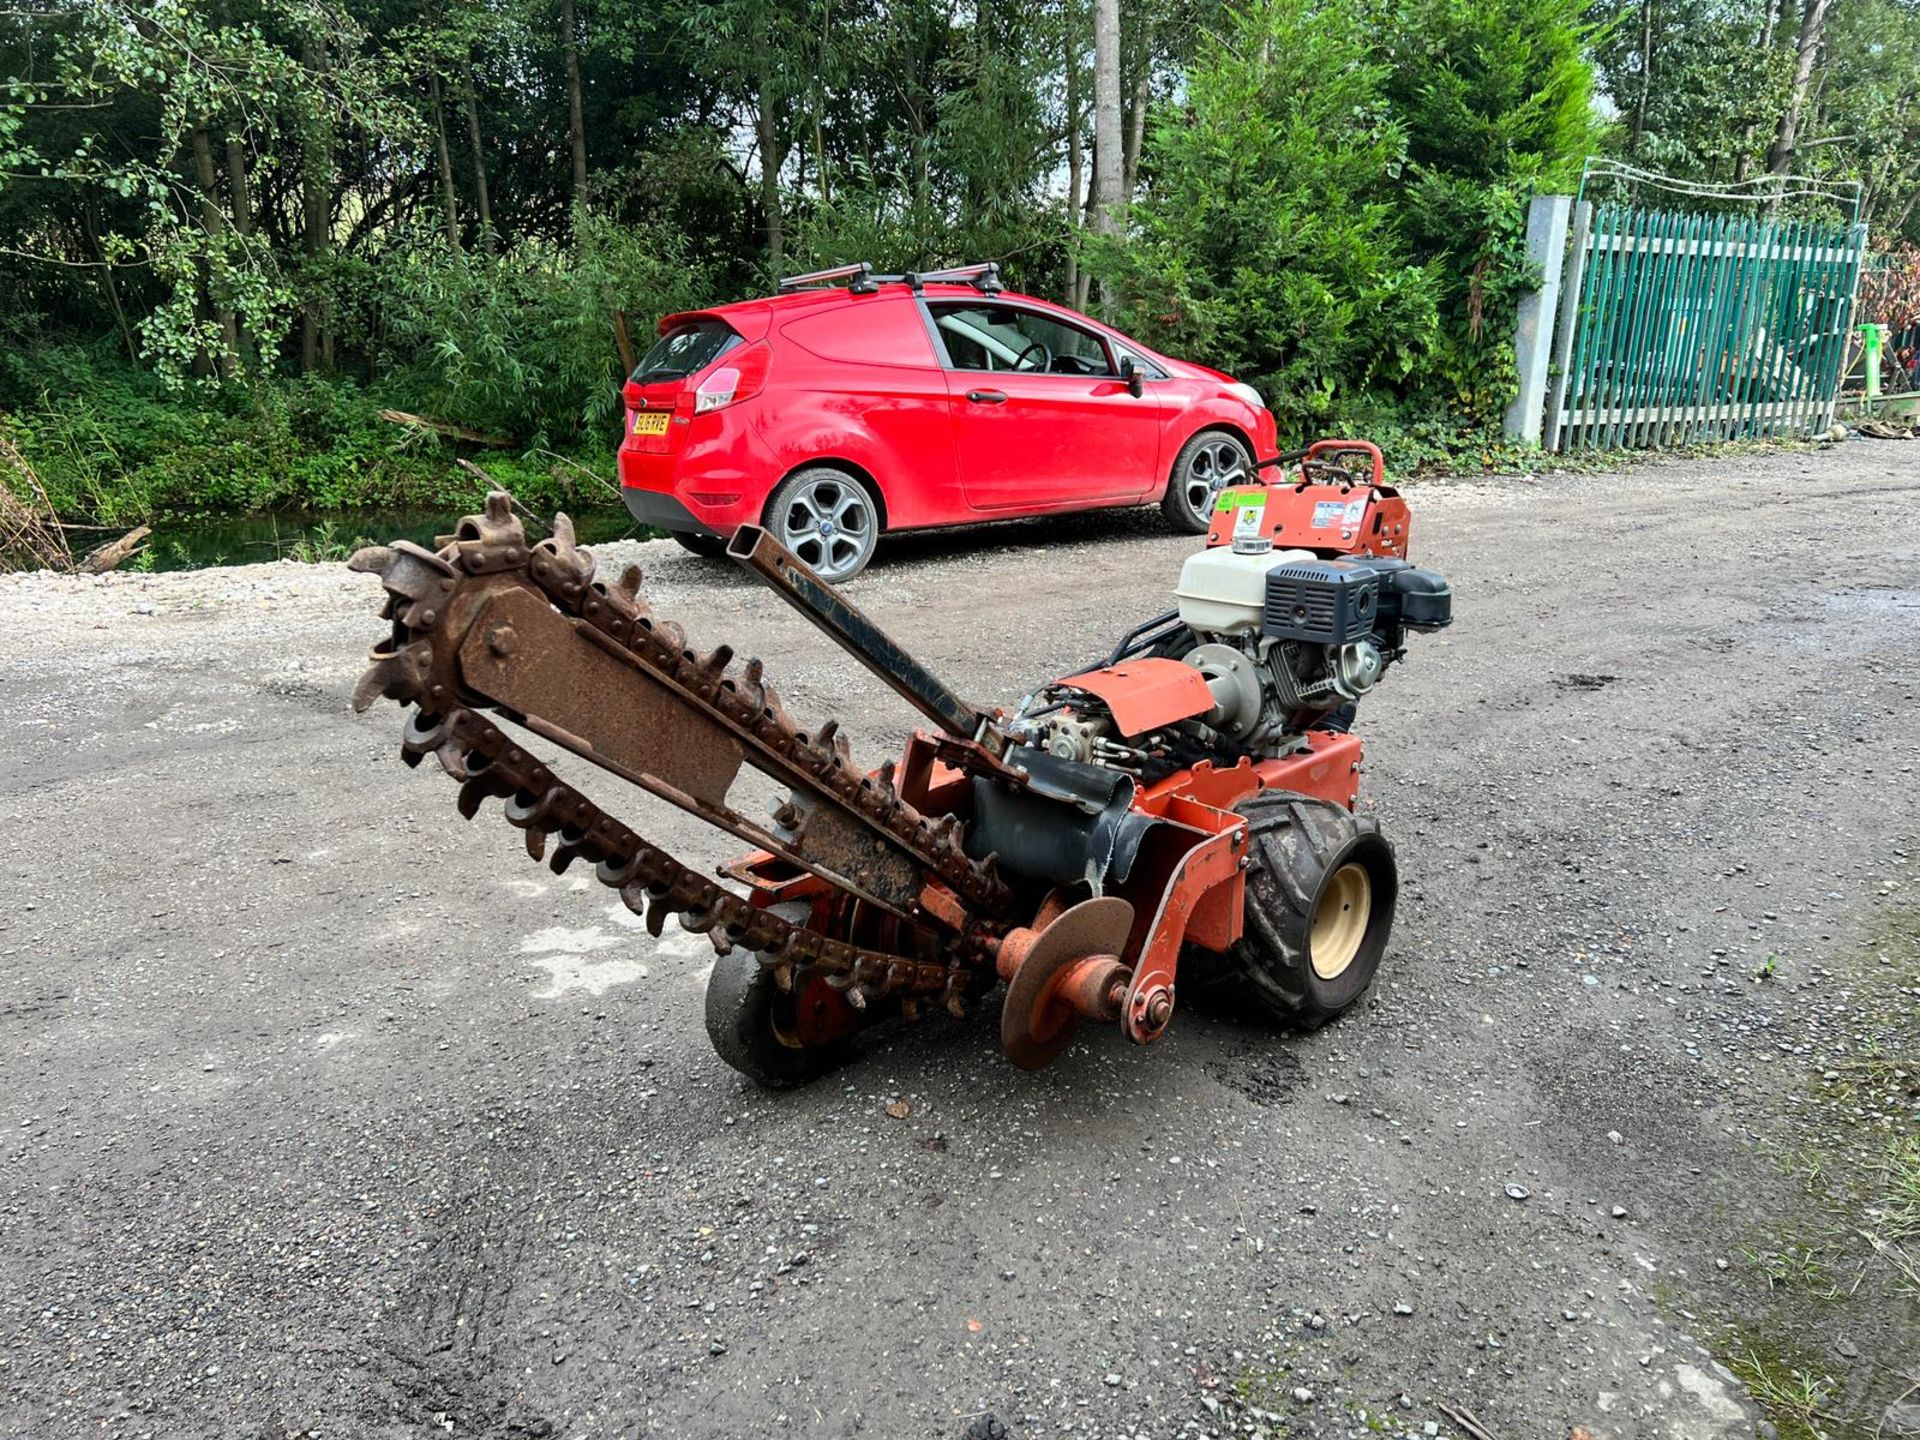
[1162,431,1253,534]
[767,467,880,583]
[1216,792,1397,1027]
[671,531,729,559]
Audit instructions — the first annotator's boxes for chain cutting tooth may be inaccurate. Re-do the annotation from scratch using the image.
[402,708,451,752]
[739,657,766,708]
[355,644,426,714]
[436,737,482,782]
[347,544,394,576]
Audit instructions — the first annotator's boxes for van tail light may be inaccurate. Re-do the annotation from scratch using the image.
[692,342,770,414]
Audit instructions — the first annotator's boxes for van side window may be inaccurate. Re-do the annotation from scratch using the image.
[929,304,1115,377]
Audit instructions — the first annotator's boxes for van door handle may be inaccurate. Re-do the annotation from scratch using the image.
[966,389,1007,404]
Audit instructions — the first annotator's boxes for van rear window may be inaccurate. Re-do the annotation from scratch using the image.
[632,319,739,383]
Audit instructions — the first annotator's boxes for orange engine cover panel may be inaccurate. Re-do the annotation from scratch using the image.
[1056,657,1215,738]
[1207,482,1411,558]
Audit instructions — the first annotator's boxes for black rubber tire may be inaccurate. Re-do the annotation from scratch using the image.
[1161,430,1253,534]
[670,530,729,559]
[765,466,881,583]
[703,951,853,1088]
[1213,791,1398,1027]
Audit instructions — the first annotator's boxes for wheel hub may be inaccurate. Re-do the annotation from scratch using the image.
[1310,862,1372,979]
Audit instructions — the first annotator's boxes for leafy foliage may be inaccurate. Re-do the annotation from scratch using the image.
[1089,0,1439,434]
[364,217,714,447]
[1376,0,1601,427]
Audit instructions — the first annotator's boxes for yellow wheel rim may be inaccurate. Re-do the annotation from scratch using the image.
[1311,863,1372,980]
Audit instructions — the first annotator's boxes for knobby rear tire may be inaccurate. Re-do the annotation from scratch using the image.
[1207,791,1399,1028]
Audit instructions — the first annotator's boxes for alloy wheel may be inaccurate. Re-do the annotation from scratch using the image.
[1182,437,1250,519]
[773,473,876,582]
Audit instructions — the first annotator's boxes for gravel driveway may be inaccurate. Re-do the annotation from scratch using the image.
[3,445,1917,1440]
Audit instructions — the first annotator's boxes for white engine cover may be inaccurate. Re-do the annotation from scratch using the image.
[1174,545,1316,635]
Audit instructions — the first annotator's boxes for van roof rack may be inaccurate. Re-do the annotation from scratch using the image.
[777,261,1004,297]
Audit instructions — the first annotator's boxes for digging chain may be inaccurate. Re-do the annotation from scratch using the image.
[355,495,1009,912]
[350,495,1000,1009]
[399,705,972,1008]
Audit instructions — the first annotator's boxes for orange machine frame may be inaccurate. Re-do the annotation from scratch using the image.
[1206,439,1412,559]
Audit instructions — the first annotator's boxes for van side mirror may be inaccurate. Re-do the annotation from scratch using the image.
[1120,355,1144,398]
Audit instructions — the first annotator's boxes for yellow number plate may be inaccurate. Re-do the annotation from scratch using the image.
[631,411,671,437]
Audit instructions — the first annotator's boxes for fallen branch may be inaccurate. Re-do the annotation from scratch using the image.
[378,408,511,448]
[1437,1402,1505,1440]
[79,524,151,574]
[529,447,623,501]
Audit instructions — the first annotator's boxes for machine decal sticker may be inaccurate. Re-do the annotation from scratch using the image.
[1232,503,1266,538]
[1311,500,1346,528]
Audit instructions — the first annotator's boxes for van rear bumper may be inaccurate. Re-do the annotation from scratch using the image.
[618,486,717,536]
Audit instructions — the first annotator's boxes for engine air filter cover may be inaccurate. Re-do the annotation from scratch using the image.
[1263,560,1380,644]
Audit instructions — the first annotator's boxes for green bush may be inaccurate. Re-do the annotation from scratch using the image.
[360,216,714,449]
[0,342,616,524]
[1376,0,1601,427]
[1086,0,1441,439]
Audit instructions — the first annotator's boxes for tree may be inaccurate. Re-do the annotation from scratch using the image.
[1591,0,1784,181]
[1091,0,1123,311]
[1088,0,1439,431]
[1375,0,1600,423]
[1767,0,1837,174]
[559,0,589,207]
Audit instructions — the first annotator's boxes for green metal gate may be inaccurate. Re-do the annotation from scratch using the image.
[1545,197,1868,451]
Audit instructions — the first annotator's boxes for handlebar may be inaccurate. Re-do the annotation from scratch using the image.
[1252,438,1386,489]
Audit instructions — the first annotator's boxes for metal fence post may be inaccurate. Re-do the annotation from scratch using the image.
[1823,223,1870,430]
[1542,201,1592,453]
[1505,194,1574,445]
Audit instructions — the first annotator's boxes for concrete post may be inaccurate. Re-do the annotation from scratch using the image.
[1504,194,1574,446]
